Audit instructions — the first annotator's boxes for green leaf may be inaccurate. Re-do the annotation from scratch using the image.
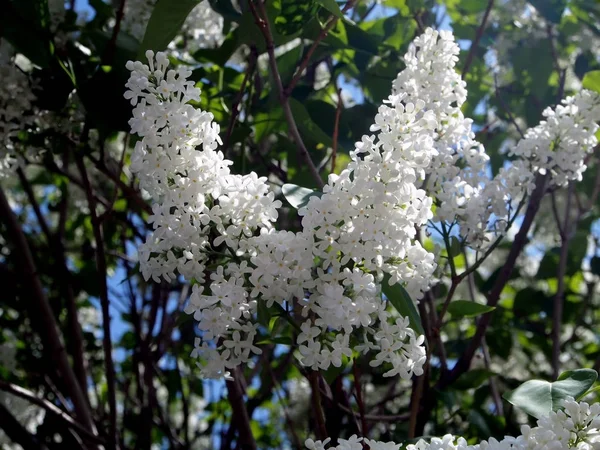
[275,0,318,35]
[139,0,200,56]
[447,300,495,319]
[454,369,496,390]
[591,256,600,276]
[257,299,271,327]
[322,359,347,384]
[381,275,426,340]
[316,0,344,18]
[583,70,600,94]
[529,0,567,24]
[289,97,334,148]
[503,369,598,419]
[1,0,53,67]
[448,236,462,258]
[281,183,322,209]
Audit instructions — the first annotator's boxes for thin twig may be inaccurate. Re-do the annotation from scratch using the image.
[463,250,504,415]
[444,173,549,384]
[103,0,127,65]
[352,362,368,437]
[552,183,574,380]
[494,76,525,139]
[285,0,357,97]
[0,380,105,445]
[222,48,258,155]
[75,155,119,449]
[308,371,328,441]
[225,367,257,450]
[248,0,324,188]
[0,403,49,450]
[17,167,90,395]
[462,0,495,78]
[0,187,98,439]
[331,89,343,174]
[267,367,303,449]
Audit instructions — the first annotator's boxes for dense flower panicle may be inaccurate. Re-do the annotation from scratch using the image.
[126,41,431,378]
[393,29,600,249]
[305,434,402,450]
[125,50,283,376]
[509,90,600,188]
[308,399,600,449]
[125,27,598,380]
[121,0,223,52]
[177,0,224,53]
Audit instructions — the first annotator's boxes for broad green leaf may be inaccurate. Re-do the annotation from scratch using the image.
[448,236,462,258]
[257,299,271,327]
[138,0,200,56]
[275,0,318,35]
[583,70,600,94]
[208,0,242,22]
[591,256,600,276]
[503,369,598,419]
[281,183,322,209]
[322,358,347,384]
[289,97,334,148]
[447,300,495,318]
[529,0,567,24]
[1,0,53,67]
[316,0,344,18]
[382,275,426,340]
[257,336,293,345]
[454,369,496,390]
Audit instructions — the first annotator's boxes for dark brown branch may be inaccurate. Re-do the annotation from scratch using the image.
[247,0,324,188]
[226,367,257,450]
[16,167,89,396]
[284,0,357,97]
[223,48,258,155]
[444,173,549,384]
[0,380,105,445]
[0,187,97,438]
[462,0,494,79]
[103,0,127,65]
[552,183,574,380]
[308,371,328,441]
[0,403,48,450]
[75,155,119,449]
[331,89,343,174]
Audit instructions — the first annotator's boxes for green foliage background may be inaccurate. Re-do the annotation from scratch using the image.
[1,0,600,448]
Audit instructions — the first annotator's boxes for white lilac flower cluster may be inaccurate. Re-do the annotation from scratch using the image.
[176,0,224,53]
[307,398,600,449]
[0,41,36,177]
[395,29,600,249]
[305,434,401,450]
[509,91,600,188]
[125,50,281,377]
[125,27,598,380]
[121,0,223,51]
[125,41,436,377]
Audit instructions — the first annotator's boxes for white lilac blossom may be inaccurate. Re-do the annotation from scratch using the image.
[177,0,224,52]
[125,27,598,380]
[307,399,600,449]
[393,29,600,249]
[509,90,600,188]
[125,45,432,378]
[121,0,223,51]
[305,434,401,450]
[125,50,281,377]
